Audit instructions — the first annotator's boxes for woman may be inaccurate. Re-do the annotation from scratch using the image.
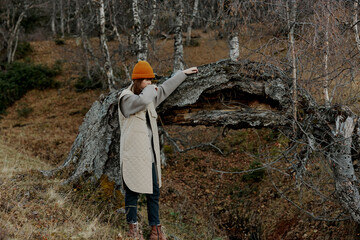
[118,61,198,240]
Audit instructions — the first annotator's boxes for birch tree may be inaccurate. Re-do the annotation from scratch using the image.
[75,0,100,82]
[323,1,330,107]
[0,0,34,63]
[225,0,240,61]
[98,0,116,91]
[67,0,71,35]
[186,0,199,46]
[173,0,185,72]
[287,0,297,127]
[51,0,56,37]
[60,0,65,38]
[131,0,157,61]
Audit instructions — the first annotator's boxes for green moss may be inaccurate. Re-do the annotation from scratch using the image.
[163,144,174,154]
[242,161,266,183]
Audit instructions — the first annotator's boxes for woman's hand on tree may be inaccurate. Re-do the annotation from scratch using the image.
[183,67,198,75]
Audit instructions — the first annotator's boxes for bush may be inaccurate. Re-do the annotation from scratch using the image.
[163,145,174,154]
[188,39,200,47]
[242,161,266,183]
[0,62,60,114]
[74,76,102,92]
[54,39,65,45]
[74,67,103,92]
[16,103,33,118]
[15,41,33,60]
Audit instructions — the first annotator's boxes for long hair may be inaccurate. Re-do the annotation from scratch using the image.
[131,79,143,95]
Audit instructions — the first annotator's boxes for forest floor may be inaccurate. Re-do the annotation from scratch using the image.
[0,30,359,239]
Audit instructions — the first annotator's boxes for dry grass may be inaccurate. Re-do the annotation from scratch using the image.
[0,139,130,240]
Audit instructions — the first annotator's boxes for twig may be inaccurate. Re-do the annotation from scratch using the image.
[158,117,225,156]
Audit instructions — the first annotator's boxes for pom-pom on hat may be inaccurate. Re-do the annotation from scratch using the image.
[132,61,155,80]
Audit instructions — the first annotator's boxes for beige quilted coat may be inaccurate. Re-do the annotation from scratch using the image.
[118,88,161,194]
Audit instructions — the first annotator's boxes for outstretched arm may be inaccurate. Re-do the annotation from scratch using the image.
[154,67,198,107]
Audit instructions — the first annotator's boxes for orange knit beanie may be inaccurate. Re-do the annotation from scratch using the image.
[132,61,155,80]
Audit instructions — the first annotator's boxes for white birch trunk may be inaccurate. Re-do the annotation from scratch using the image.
[186,0,199,46]
[51,0,56,37]
[60,0,65,38]
[123,63,131,82]
[324,3,330,107]
[142,0,157,61]
[7,11,26,63]
[229,33,239,61]
[10,30,19,63]
[354,0,360,53]
[67,0,71,34]
[330,115,360,222]
[111,0,122,43]
[99,0,116,91]
[75,0,81,34]
[132,0,144,61]
[173,0,184,72]
[288,0,297,126]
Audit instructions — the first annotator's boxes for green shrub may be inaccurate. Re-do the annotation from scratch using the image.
[15,41,33,60]
[75,67,103,92]
[242,161,266,183]
[54,39,65,45]
[188,39,200,47]
[21,8,49,33]
[0,62,60,114]
[74,76,102,92]
[163,145,173,154]
[16,103,33,118]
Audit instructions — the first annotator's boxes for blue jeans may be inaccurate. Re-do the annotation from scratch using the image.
[125,163,160,226]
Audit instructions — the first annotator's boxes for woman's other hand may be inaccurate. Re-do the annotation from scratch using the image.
[183,67,198,75]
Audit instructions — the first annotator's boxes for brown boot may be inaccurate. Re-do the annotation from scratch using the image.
[149,225,167,240]
[127,223,144,240]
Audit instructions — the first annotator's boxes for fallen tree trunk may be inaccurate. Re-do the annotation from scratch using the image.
[43,59,360,223]
[43,59,294,184]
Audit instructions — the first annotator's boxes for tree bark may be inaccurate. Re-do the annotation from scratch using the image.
[229,33,239,61]
[173,0,184,72]
[99,0,116,91]
[141,0,157,63]
[287,0,297,130]
[186,0,199,46]
[51,0,56,37]
[60,0,65,38]
[7,10,26,63]
[75,0,81,34]
[132,0,145,61]
[324,1,330,107]
[132,0,157,61]
[329,113,360,222]
[67,0,71,35]
[354,0,360,53]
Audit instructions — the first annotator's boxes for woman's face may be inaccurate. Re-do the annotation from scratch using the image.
[140,79,152,90]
